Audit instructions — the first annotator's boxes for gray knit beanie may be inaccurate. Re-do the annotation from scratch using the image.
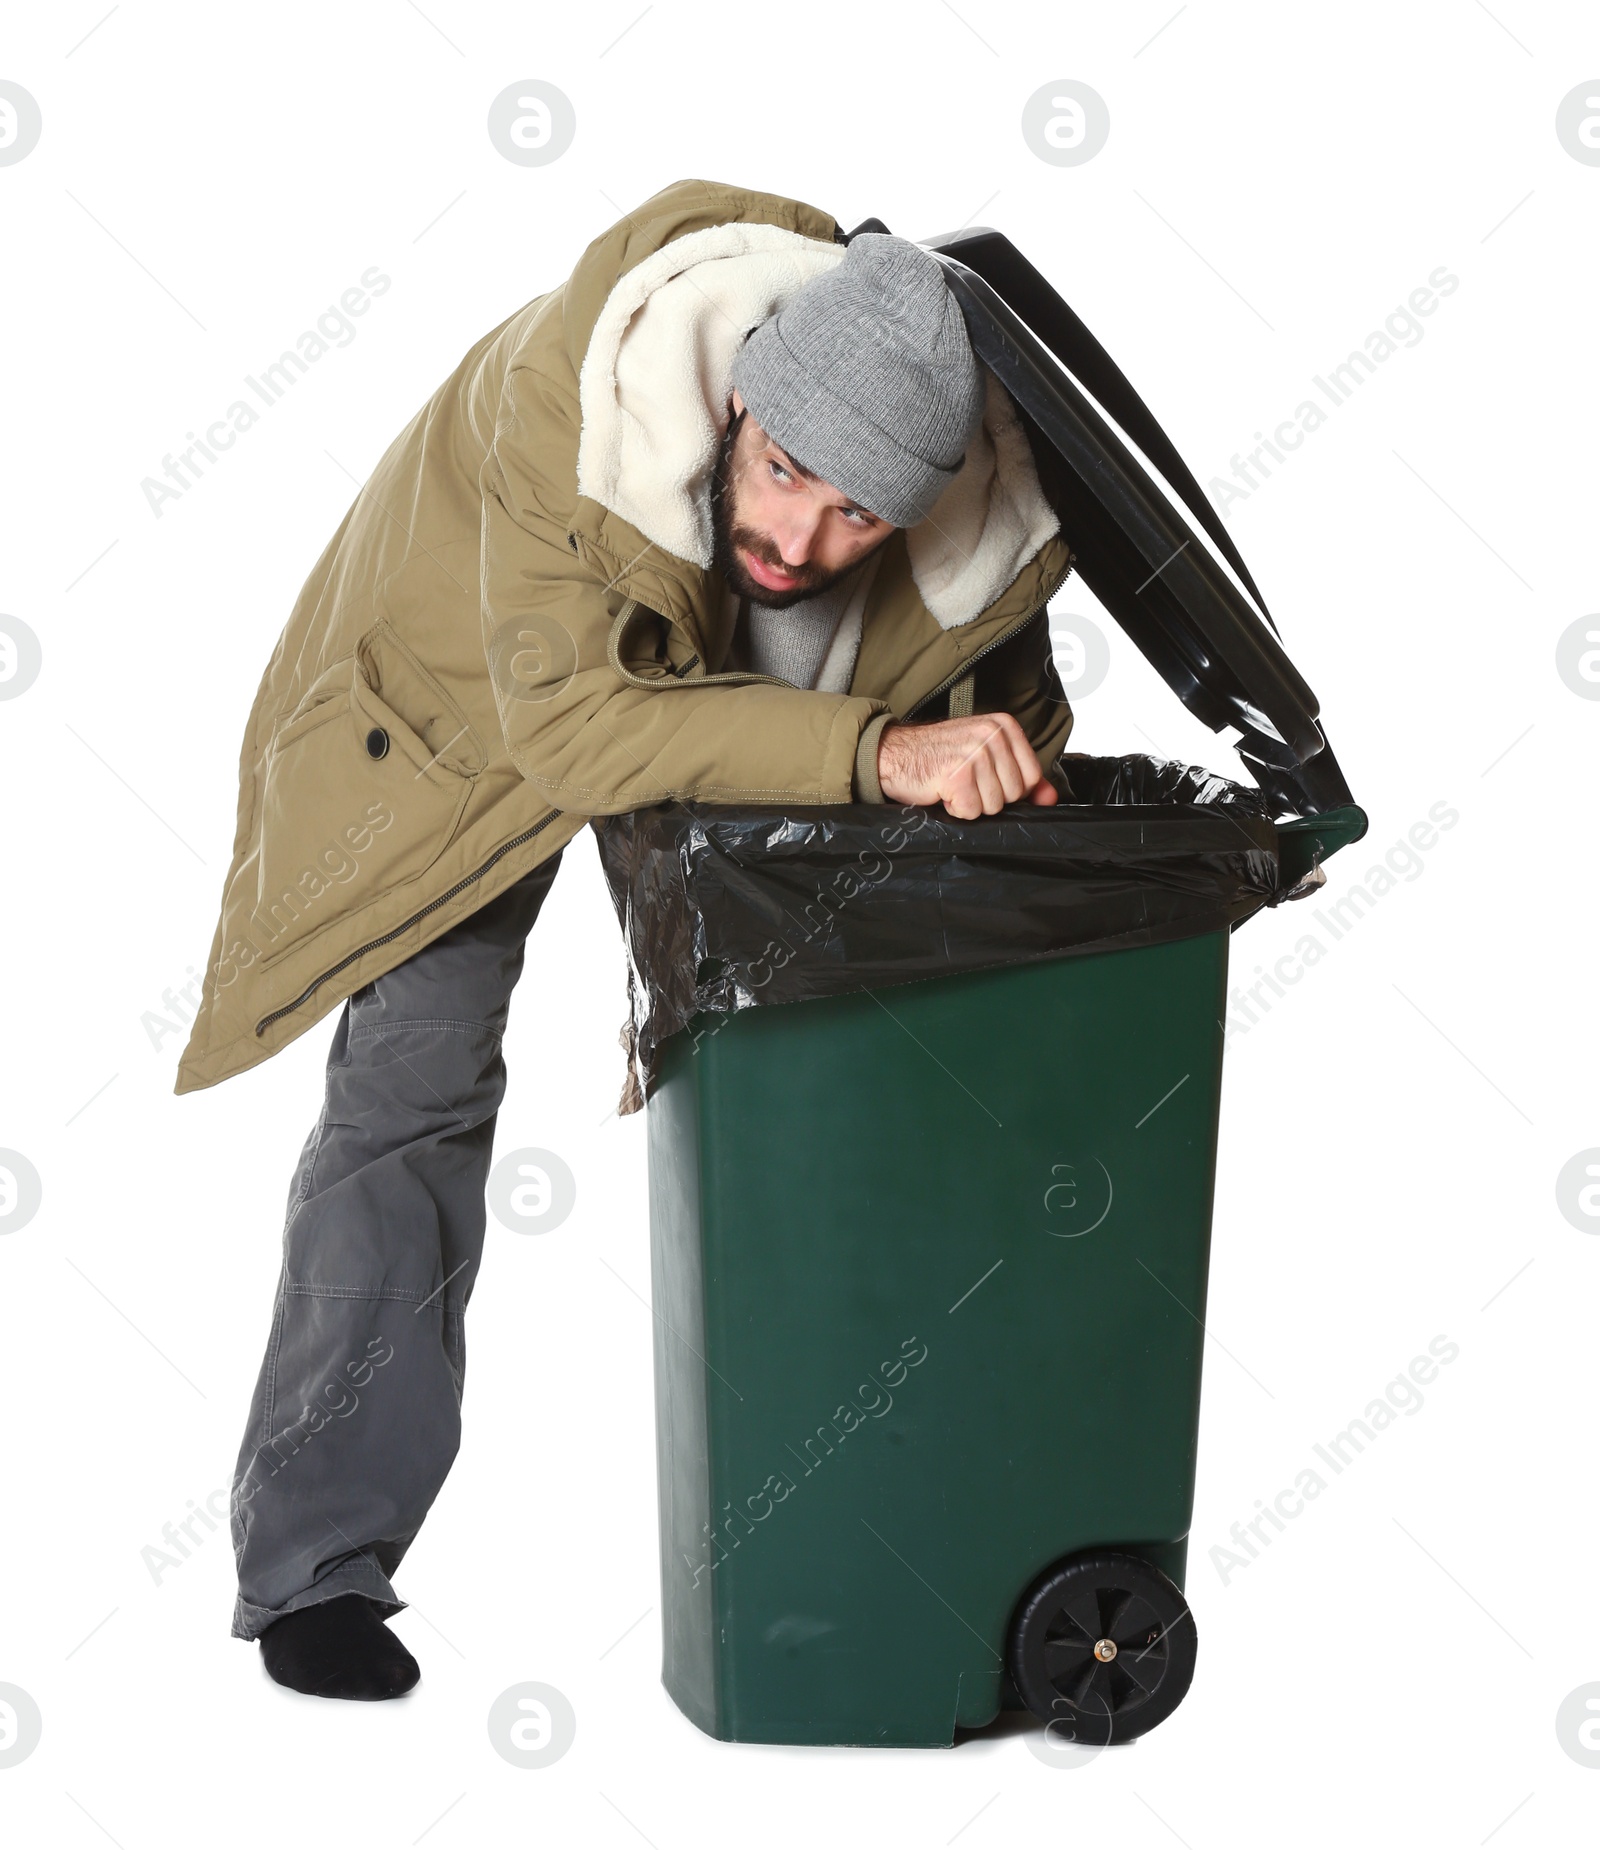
[730,233,984,528]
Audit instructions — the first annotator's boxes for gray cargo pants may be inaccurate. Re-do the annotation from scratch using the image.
[230,852,563,1640]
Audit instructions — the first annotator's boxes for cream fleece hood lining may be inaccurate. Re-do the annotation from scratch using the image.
[575,221,1060,632]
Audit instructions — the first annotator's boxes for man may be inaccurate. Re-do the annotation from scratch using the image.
[176,178,1075,1699]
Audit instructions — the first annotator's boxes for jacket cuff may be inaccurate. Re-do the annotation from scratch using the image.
[852,713,892,803]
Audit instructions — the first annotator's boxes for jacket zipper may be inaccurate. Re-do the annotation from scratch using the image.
[902,552,1076,720]
[254,809,564,1037]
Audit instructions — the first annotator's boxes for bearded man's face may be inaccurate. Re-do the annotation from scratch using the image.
[710,396,895,610]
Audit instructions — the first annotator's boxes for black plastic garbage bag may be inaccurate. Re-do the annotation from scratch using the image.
[596,754,1285,1113]
[1053,753,1279,813]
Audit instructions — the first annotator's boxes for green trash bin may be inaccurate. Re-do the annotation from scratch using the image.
[600,787,1367,1746]
[593,215,1369,1746]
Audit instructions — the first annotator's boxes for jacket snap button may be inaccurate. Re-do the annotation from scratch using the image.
[365,727,389,760]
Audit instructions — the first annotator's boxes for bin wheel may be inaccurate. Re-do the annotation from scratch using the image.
[1007,1551,1197,1746]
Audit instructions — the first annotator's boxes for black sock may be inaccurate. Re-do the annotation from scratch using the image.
[258,1594,420,1701]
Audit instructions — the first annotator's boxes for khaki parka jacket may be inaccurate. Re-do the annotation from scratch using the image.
[175,177,1074,1095]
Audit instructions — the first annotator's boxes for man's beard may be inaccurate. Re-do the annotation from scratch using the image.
[710,410,866,610]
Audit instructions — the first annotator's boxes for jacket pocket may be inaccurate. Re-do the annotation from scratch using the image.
[249,648,473,969]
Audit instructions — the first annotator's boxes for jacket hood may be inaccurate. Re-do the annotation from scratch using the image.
[574,220,1060,632]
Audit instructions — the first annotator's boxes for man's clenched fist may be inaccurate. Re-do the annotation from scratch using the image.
[877,714,1059,818]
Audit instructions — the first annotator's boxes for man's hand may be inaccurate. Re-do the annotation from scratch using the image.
[877,714,1059,818]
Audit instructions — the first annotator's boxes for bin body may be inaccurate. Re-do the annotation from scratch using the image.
[648,925,1231,1746]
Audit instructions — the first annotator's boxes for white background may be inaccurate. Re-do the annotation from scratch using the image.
[2,2,1597,1844]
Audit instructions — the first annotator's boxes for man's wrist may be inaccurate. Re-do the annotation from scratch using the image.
[853,712,893,803]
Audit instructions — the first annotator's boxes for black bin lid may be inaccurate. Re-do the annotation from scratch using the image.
[847,217,1358,819]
